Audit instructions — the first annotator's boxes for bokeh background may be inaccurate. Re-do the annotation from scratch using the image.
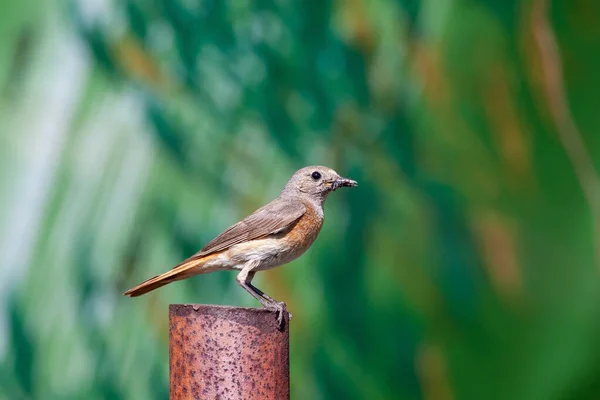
[1,0,600,399]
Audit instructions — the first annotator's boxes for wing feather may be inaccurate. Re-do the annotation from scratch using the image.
[173,199,306,267]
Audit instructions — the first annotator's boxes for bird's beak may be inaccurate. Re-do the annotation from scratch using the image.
[331,176,358,191]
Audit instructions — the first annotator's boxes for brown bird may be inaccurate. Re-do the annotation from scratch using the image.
[124,166,357,327]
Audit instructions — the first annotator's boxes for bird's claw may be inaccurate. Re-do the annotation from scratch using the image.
[266,301,291,330]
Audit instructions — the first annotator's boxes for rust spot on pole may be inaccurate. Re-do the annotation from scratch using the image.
[169,304,290,400]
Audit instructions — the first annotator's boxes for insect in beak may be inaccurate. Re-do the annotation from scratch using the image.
[331,177,358,191]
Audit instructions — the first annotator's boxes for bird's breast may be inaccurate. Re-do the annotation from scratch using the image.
[225,202,324,271]
[281,202,324,255]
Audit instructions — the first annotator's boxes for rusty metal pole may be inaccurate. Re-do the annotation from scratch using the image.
[169,304,290,400]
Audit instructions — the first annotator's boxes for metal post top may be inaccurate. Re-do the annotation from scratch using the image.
[169,304,289,332]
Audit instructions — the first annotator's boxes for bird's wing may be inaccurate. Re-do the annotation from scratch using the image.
[176,199,306,264]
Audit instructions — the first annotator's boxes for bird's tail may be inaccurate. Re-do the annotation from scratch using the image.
[124,255,217,297]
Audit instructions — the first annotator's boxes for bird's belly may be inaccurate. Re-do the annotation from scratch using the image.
[223,237,305,271]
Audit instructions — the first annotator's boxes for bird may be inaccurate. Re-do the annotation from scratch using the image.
[124,165,357,327]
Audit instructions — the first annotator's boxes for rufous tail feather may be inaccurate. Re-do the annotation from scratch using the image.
[124,256,209,297]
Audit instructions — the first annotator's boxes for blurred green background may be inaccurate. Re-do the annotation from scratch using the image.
[1,0,600,399]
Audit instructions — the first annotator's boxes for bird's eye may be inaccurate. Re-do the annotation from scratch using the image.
[311,171,321,180]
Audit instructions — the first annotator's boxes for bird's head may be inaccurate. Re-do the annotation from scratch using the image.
[282,165,357,204]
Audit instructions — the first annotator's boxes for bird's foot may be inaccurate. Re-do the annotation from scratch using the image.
[265,301,291,330]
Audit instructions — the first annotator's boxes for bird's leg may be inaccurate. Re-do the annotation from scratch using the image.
[247,281,275,303]
[236,267,289,329]
[247,279,292,322]
[236,270,272,308]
